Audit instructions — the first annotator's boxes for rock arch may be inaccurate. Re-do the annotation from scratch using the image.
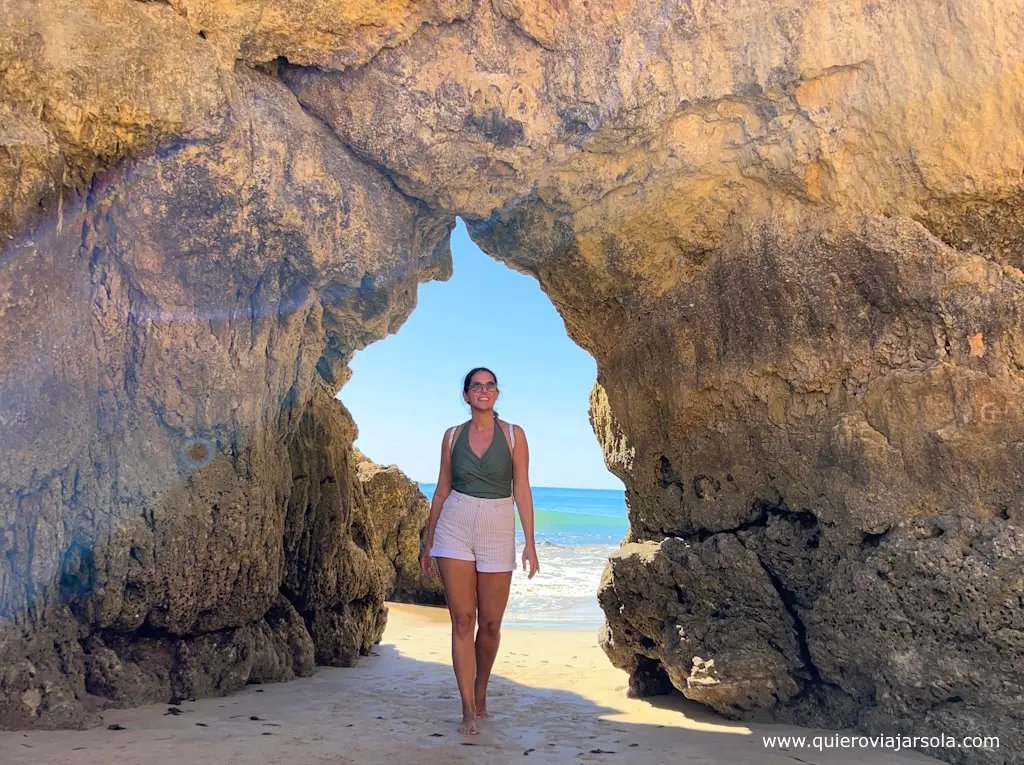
[1,1,1022,761]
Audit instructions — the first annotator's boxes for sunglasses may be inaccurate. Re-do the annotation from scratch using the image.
[468,381,498,393]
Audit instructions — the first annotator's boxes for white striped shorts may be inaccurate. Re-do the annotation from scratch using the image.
[430,490,516,573]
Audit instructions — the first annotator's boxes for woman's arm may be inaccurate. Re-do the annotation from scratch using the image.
[511,425,539,578]
[421,429,454,576]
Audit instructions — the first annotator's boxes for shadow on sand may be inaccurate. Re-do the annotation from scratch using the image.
[0,612,943,765]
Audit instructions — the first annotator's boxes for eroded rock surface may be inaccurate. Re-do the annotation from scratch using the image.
[284,2,1024,760]
[0,45,449,727]
[354,453,446,607]
[1,1,1022,762]
[163,0,472,70]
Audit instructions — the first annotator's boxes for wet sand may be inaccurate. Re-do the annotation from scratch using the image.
[2,603,939,765]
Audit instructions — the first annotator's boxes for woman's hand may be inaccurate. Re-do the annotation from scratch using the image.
[522,542,539,579]
[420,545,434,578]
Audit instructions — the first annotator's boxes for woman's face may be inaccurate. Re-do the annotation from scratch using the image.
[465,371,498,412]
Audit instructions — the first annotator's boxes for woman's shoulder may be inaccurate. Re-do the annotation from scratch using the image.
[445,421,471,439]
[497,419,523,437]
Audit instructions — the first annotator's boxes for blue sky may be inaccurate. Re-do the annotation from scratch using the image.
[339,220,624,491]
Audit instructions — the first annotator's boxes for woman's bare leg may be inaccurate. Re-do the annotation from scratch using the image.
[474,570,513,718]
[437,557,479,734]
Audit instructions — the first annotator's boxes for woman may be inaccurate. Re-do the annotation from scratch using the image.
[420,367,539,735]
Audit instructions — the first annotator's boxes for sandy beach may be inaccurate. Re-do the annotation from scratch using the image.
[3,603,939,765]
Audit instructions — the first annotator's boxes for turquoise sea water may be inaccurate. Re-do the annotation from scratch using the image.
[418,484,629,629]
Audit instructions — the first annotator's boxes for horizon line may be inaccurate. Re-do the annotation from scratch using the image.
[413,480,625,493]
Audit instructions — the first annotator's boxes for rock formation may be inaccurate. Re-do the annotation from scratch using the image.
[0,20,448,726]
[353,452,446,609]
[1,1,1022,763]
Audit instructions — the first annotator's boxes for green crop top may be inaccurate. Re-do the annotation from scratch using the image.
[448,419,515,499]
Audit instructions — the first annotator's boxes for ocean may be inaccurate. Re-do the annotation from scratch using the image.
[417,484,629,630]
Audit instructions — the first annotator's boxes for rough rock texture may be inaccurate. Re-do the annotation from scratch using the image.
[279,4,1024,761]
[282,393,444,668]
[163,0,472,70]
[0,33,451,728]
[0,0,228,232]
[354,453,446,607]
[1,1,1023,763]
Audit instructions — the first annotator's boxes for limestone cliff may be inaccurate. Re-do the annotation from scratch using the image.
[0,41,448,726]
[1,1,1022,763]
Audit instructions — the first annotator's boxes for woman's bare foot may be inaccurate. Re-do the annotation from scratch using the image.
[474,682,489,718]
[458,710,478,735]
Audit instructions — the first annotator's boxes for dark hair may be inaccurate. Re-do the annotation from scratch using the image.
[463,367,499,419]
